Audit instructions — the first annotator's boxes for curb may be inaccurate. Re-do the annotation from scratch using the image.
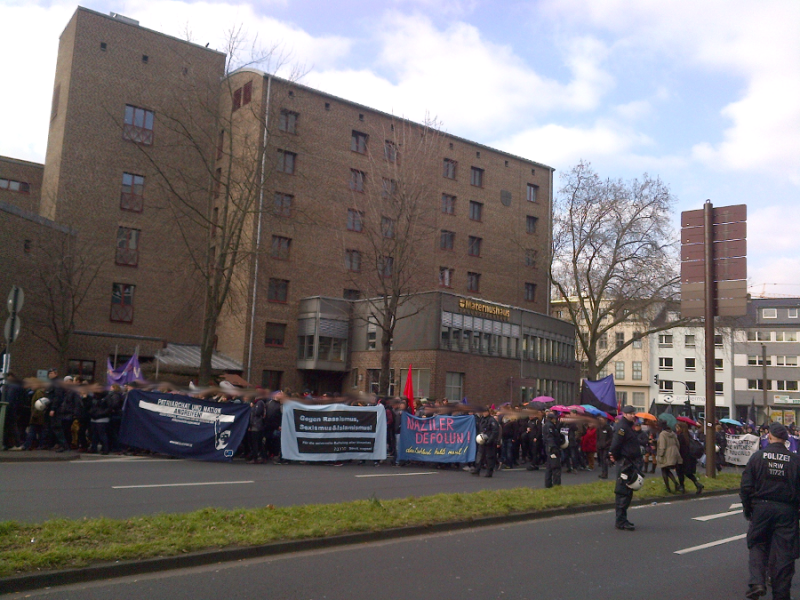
[0,487,738,594]
[0,452,80,463]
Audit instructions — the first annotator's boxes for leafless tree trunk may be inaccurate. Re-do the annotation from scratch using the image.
[551,161,687,379]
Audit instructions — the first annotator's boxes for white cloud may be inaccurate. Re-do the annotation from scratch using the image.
[749,257,800,298]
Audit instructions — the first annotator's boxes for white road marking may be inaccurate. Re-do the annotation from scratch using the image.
[693,510,743,522]
[674,534,746,555]
[112,481,254,489]
[730,502,743,510]
[355,472,439,478]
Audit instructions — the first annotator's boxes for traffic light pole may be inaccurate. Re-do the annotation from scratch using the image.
[704,201,717,478]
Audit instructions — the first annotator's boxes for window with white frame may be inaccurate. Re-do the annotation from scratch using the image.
[659,357,673,371]
[789,308,799,319]
[685,357,696,371]
[776,356,798,367]
[445,372,465,401]
[659,333,673,347]
[659,379,674,393]
[615,361,625,380]
[748,355,772,366]
[748,379,770,390]
[684,334,696,347]
[762,308,778,319]
[632,361,642,380]
[748,330,771,342]
[776,331,798,342]
[685,381,696,394]
[715,382,724,395]
[776,380,799,391]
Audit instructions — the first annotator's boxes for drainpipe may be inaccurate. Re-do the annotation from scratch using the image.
[246,74,272,382]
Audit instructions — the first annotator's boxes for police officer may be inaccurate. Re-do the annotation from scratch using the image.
[471,407,500,477]
[740,422,800,600]
[542,411,562,488]
[609,405,642,531]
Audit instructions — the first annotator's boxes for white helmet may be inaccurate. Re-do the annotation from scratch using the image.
[621,471,645,491]
[34,397,50,412]
[560,438,569,450]
[476,433,488,445]
[715,445,720,453]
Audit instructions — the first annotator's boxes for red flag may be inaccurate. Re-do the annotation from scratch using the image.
[404,365,415,414]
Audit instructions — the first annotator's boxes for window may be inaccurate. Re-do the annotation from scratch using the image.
[440,230,455,250]
[659,333,673,347]
[318,337,347,362]
[268,278,289,303]
[685,357,696,371]
[343,289,361,300]
[776,356,798,367]
[349,169,365,192]
[217,129,224,159]
[749,355,772,366]
[279,110,298,134]
[277,150,296,174]
[347,209,364,232]
[439,267,454,288]
[443,158,457,179]
[274,193,293,217]
[632,331,642,349]
[524,283,536,302]
[0,179,31,193]
[776,380,799,391]
[470,167,483,187]
[379,256,393,278]
[790,308,799,319]
[715,382,724,395]
[264,322,286,346]
[110,283,135,322]
[381,178,397,198]
[469,201,483,221]
[468,236,482,257]
[367,319,377,350]
[616,391,627,405]
[297,335,314,360]
[445,372,464,401]
[748,380,770,391]
[243,81,253,105]
[384,140,397,162]
[714,334,723,346]
[233,88,242,110]
[67,359,95,382]
[776,331,798,342]
[527,184,538,202]
[467,272,480,292]
[525,249,537,268]
[747,330,771,342]
[632,361,642,380]
[123,104,154,145]
[598,333,608,350]
[615,361,625,380]
[659,357,673,371]
[762,308,778,319]
[616,332,625,348]
[367,369,396,395]
[659,379,673,393]
[685,381,696,394]
[271,236,291,260]
[526,216,538,234]
[120,172,144,212]
[715,358,724,370]
[441,194,456,214]
[685,334,696,347]
[345,249,361,272]
[115,227,140,266]
[632,392,645,410]
[351,131,368,154]
[261,370,282,390]
[381,216,395,239]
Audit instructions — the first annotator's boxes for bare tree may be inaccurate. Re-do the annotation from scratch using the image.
[28,232,104,372]
[123,28,303,383]
[342,117,442,395]
[551,161,686,379]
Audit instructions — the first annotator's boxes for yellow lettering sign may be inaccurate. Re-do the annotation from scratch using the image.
[458,298,511,321]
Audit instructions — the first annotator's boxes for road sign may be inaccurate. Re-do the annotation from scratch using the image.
[681,239,746,262]
[681,256,747,284]
[681,204,746,227]
[7,286,24,314]
[681,221,746,245]
[4,315,21,343]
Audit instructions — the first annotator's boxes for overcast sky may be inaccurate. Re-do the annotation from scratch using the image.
[1,0,797,296]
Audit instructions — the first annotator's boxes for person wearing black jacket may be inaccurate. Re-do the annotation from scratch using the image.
[740,422,800,600]
[48,380,80,452]
[595,417,612,479]
[526,417,542,471]
[471,407,500,477]
[107,386,125,453]
[88,392,111,454]
[247,397,266,463]
[609,406,642,531]
[542,411,562,488]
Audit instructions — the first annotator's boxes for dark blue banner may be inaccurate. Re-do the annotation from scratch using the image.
[397,413,476,463]
[119,390,250,461]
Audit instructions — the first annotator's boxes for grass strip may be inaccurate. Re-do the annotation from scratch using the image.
[0,472,741,577]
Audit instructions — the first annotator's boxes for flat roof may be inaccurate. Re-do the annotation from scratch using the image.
[233,68,555,172]
[0,155,44,169]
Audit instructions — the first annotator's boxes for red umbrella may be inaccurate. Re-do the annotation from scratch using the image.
[566,405,586,413]
[677,416,700,427]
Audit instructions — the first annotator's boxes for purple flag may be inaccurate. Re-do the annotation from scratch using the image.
[107,353,144,387]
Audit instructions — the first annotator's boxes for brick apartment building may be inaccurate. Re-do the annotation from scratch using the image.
[0,7,577,400]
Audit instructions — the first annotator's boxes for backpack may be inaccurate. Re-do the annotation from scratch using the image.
[689,437,705,459]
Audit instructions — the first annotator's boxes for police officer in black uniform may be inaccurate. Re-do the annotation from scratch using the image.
[471,407,500,477]
[542,411,562,488]
[609,405,642,531]
[740,422,800,600]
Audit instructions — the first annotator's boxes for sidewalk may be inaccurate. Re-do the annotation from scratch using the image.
[0,449,81,462]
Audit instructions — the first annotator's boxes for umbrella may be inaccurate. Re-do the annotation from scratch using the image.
[551,405,571,413]
[604,412,615,420]
[677,416,701,427]
[533,396,556,404]
[720,418,743,427]
[525,401,547,411]
[566,405,586,413]
[581,404,605,417]
[658,412,678,429]
[636,412,658,423]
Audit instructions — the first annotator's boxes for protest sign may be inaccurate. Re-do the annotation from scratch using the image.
[397,412,476,463]
[281,401,386,461]
[119,390,249,461]
[725,433,760,465]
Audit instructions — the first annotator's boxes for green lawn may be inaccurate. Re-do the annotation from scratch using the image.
[0,472,741,578]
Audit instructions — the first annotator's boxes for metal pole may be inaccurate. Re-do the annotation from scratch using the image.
[762,343,768,423]
[704,200,717,478]
[113,344,119,369]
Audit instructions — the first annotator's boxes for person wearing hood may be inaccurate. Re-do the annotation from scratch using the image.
[656,420,682,493]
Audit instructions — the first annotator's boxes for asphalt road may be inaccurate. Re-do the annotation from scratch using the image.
[2,493,761,600]
[0,455,611,523]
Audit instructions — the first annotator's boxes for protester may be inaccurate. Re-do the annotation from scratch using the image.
[676,422,704,495]
[657,422,681,493]
[581,423,597,470]
[542,410,562,488]
[609,405,643,531]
